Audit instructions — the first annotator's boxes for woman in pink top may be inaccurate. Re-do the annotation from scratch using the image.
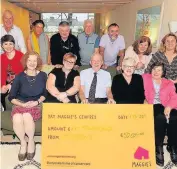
[142,62,177,167]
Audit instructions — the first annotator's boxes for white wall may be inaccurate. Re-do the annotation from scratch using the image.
[100,0,177,51]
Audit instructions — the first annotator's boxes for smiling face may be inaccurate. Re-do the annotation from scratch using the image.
[3,11,14,30]
[164,35,177,52]
[84,21,93,35]
[59,25,70,40]
[122,58,136,77]
[63,57,76,70]
[151,66,163,80]
[33,23,44,36]
[90,54,103,72]
[26,55,38,71]
[108,25,119,40]
[138,41,149,54]
[2,41,15,53]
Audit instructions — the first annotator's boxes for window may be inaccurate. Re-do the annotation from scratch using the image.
[41,13,94,38]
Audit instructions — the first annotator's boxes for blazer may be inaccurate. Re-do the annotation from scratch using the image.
[142,73,177,109]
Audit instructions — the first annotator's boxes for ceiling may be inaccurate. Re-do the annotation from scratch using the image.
[8,0,133,13]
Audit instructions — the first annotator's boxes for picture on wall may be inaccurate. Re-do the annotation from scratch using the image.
[135,6,161,47]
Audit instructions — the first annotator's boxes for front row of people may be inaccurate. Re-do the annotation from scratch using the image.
[7,52,177,166]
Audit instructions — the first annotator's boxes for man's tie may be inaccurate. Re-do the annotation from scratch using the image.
[88,72,97,103]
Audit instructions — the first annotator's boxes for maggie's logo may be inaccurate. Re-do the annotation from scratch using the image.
[134,146,149,160]
[132,147,152,168]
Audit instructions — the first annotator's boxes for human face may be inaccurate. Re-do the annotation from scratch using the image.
[27,55,38,71]
[138,41,149,54]
[63,58,76,70]
[59,26,70,40]
[152,66,163,80]
[108,26,119,40]
[34,23,44,36]
[122,64,135,77]
[2,41,15,53]
[3,12,13,30]
[84,22,93,35]
[90,55,103,72]
[165,36,177,52]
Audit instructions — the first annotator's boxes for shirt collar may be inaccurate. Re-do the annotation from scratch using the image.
[84,32,93,37]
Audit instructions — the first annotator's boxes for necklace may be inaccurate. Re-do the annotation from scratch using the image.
[25,71,37,86]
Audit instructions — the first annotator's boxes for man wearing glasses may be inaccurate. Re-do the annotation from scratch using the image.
[50,21,81,69]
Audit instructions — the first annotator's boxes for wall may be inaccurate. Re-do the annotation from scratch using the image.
[160,0,177,38]
[100,0,164,50]
[1,0,30,42]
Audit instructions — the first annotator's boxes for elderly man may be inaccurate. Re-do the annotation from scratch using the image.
[0,10,26,54]
[99,23,125,69]
[78,19,100,65]
[79,53,115,104]
[50,21,81,69]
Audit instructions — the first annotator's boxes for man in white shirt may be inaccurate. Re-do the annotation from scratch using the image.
[0,10,26,54]
[99,23,125,69]
[79,53,115,104]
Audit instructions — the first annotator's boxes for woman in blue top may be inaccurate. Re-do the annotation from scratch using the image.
[9,51,47,161]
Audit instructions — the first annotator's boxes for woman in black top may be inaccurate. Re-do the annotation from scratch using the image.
[8,51,47,161]
[46,53,80,103]
[112,57,145,104]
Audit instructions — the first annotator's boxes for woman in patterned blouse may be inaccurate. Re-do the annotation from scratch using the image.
[145,33,177,92]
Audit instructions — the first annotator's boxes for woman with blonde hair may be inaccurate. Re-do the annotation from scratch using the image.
[146,33,177,91]
[112,57,145,104]
[8,51,47,161]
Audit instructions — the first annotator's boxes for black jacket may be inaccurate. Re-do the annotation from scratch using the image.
[50,33,81,65]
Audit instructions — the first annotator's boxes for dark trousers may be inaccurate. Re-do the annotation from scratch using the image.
[1,92,8,111]
[154,104,177,146]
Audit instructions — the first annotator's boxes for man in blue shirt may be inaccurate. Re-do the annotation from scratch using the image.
[78,19,100,66]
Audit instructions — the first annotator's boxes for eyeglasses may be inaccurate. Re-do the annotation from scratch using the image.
[123,65,135,69]
[64,59,75,64]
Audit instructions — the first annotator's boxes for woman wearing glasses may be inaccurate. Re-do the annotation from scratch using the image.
[111,57,145,104]
[46,53,80,103]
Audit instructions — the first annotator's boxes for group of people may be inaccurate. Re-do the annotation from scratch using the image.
[1,9,177,167]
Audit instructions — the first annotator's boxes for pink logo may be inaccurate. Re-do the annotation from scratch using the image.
[134,147,149,160]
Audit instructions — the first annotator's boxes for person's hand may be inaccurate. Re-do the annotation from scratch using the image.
[102,64,108,69]
[1,85,8,93]
[144,100,148,104]
[57,92,67,101]
[107,98,116,104]
[164,106,171,119]
[55,64,63,68]
[21,101,33,108]
[116,66,122,71]
[62,97,70,103]
[136,62,145,69]
[73,65,80,70]
[6,84,12,92]
[81,99,89,104]
[26,101,38,108]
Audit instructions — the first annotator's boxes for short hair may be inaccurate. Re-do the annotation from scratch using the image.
[21,51,42,71]
[59,21,69,26]
[2,10,13,18]
[159,33,177,53]
[63,52,77,61]
[122,57,136,66]
[90,53,103,62]
[150,62,166,77]
[132,36,152,55]
[84,19,93,27]
[1,34,15,45]
[108,23,119,30]
[32,20,45,27]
